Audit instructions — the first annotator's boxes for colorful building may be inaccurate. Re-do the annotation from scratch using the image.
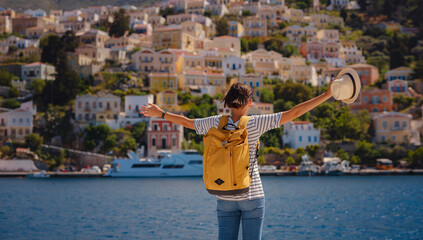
[374,112,412,144]
[147,117,184,157]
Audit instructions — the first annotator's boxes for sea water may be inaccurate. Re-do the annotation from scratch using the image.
[0,176,422,239]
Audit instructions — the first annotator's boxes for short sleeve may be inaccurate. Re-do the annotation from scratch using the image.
[252,112,283,136]
[194,115,220,135]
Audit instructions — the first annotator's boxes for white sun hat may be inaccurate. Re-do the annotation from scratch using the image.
[330,67,361,104]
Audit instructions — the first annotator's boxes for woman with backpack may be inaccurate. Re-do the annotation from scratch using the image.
[140,80,339,240]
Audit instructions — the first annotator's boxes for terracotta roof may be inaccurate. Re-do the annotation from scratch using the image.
[292,121,312,125]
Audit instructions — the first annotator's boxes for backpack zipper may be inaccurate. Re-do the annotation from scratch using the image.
[230,150,236,187]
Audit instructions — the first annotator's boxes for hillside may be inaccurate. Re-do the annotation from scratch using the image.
[0,0,158,11]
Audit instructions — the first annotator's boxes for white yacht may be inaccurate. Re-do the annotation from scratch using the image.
[321,157,343,176]
[104,150,203,177]
[297,156,320,176]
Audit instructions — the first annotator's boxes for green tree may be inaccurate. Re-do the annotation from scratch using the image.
[61,30,79,52]
[281,45,299,57]
[393,94,415,111]
[120,136,137,154]
[260,128,282,148]
[41,34,62,66]
[285,156,295,165]
[350,155,361,165]
[25,133,43,154]
[413,59,423,79]
[8,86,19,98]
[0,69,15,86]
[259,88,274,103]
[203,10,212,17]
[336,149,350,161]
[295,147,306,163]
[102,135,117,153]
[109,9,130,38]
[306,145,320,159]
[84,124,111,151]
[1,99,20,109]
[242,10,252,17]
[131,122,147,142]
[406,147,423,167]
[7,45,17,55]
[0,145,12,156]
[311,102,337,129]
[274,80,313,104]
[160,7,174,18]
[240,37,249,53]
[51,50,82,105]
[30,79,46,95]
[215,17,229,36]
[354,140,378,166]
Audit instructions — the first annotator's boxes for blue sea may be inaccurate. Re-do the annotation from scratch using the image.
[0,176,422,240]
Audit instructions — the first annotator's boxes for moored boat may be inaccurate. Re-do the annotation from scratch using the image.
[104,150,203,177]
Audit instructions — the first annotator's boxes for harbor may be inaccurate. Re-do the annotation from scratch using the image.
[3,168,423,178]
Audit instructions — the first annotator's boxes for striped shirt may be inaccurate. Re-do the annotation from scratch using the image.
[194,112,283,201]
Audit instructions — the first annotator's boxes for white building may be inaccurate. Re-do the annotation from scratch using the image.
[21,62,56,82]
[222,56,245,76]
[125,95,154,118]
[0,108,33,141]
[282,121,320,149]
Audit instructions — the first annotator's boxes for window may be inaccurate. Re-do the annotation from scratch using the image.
[383,96,387,102]
[381,135,386,142]
[152,137,156,146]
[299,136,302,142]
[382,121,388,129]
[172,137,176,146]
[308,136,311,142]
[154,124,158,131]
[402,121,407,128]
[314,136,317,142]
[163,124,169,131]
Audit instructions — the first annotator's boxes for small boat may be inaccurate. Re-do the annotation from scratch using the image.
[104,150,203,177]
[27,170,50,178]
[321,157,343,176]
[297,158,320,176]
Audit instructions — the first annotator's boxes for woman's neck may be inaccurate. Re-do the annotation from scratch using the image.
[231,108,248,122]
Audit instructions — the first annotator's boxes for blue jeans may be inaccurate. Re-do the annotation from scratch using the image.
[217,198,265,240]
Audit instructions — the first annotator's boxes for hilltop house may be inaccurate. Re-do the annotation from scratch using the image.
[282,121,320,149]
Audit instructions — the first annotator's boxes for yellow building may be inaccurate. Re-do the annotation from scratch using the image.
[204,55,223,69]
[374,112,412,144]
[175,53,205,74]
[152,25,195,52]
[185,0,205,14]
[149,73,178,92]
[156,90,187,113]
[288,8,304,23]
[277,58,292,80]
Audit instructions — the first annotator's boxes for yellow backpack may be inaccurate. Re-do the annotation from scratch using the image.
[202,115,253,195]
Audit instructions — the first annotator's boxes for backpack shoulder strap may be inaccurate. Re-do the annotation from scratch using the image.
[218,115,230,130]
[237,116,251,130]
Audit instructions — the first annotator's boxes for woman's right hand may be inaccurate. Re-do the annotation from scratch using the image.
[140,103,164,118]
